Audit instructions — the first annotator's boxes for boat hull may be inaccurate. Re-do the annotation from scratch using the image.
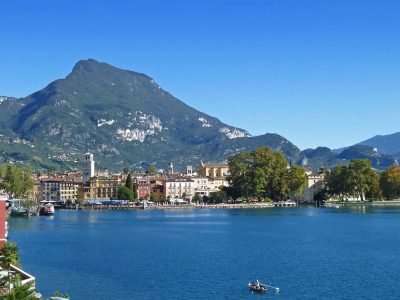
[40,204,55,216]
[248,282,267,293]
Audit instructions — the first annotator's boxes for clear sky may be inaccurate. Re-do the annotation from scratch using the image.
[1,0,400,150]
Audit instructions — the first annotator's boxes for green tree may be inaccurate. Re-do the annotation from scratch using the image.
[1,275,37,300]
[380,164,400,200]
[125,173,133,190]
[192,193,202,204]
[346,159,374,201]
[228,151,253,198]
[0,165,33,199]
[132,184,138,200]
[150,192,157,202]
[228,147,301,201]
[325,165,351,201]
[286,165,307,197]
[147,165,157,175]
[124,173,137,200]
[117,186,134,201]
[0,242,20,268]
[366,171,382,200]
[208,190,228,203]
[266,152,289,200]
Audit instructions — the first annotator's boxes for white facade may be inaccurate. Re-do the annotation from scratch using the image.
[83,153,95,184]
[300,173,324,202]
[192,176,229,197]
[164,178,195,201]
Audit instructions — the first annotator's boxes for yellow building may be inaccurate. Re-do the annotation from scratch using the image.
[79,176,122,200]
[199,161,229,178]
[41,178,82,202]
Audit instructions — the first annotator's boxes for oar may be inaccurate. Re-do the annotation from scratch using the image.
[265,284,280,292]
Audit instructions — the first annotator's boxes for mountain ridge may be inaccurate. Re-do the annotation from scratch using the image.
[1,59,398,171]
[0,59,302,170]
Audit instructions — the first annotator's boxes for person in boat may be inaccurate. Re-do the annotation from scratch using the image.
[256,280,260,289]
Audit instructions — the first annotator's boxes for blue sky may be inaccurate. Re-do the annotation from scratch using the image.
[1,0,400,150]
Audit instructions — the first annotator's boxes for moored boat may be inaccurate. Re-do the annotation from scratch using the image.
[40,202,55,216]
[8,199,30,217]
[10,206,29,217]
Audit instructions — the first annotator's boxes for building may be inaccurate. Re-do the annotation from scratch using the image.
[27,180,41,203]
[149,179,164,201]
[300,173,325,202]
[83,153,95,184]
[40,178,82,202]
[80,176,122,200]
[164,178,195,201]
[137,177,151,199]
[199,161,229,178]
[186,166,193,177]
[192,176,229,197]
[0,194,7,249]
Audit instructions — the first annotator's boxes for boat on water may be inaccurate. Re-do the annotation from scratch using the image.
[8,199,30,217]
[248,280,279,294]
[248,280,267,293]
[142,200,148,210]
[39,201,55,216]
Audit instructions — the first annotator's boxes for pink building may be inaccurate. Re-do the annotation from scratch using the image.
[163,178,195,201]
[0,195,8,249]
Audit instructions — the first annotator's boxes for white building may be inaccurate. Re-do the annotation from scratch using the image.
[164,178,195,201]
[300,173,325,202]
[83,153,95,184]
[191,176,229,197]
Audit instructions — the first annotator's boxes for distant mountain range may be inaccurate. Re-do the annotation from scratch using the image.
[0,59,398,171]
[357,133,400,157]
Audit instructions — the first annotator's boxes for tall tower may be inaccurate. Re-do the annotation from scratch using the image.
[83,153,95,184]
[169,162,174,174]
[186,165,193,177]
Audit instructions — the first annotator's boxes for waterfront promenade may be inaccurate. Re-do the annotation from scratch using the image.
[75,200,297,211]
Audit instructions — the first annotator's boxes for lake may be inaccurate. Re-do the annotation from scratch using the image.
[8,206,400,299]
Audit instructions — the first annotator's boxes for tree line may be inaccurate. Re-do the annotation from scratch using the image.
[0,164,33,199]
[224,147,307,201]
[320,160,400,201]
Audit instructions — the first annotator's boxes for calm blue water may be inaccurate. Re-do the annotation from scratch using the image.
[8,206,400,299]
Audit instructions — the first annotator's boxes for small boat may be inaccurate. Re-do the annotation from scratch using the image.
[249,280,280,294]
[40,202,55,216]
[142,200,148,210]
[10,206,29,217]
[9,199,29,217]
[248,281,267,293]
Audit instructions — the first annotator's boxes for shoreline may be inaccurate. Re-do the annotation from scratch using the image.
[326,200,400,207]
[67,201,298,211]
[58,200,400,212]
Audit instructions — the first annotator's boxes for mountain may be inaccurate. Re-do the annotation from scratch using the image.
[357,132,400,155]
[300,147,343,168]
[300,144,397,170]
[0,59,302,170]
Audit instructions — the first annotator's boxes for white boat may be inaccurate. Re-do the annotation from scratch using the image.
[39,202,55,216]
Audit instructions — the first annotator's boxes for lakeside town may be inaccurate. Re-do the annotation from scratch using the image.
[2,145,400,298]
[1,151,322,210]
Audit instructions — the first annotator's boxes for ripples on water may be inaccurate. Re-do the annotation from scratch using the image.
[8,206,400,299]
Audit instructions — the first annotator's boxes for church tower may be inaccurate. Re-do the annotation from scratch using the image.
[83,153,95,184]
